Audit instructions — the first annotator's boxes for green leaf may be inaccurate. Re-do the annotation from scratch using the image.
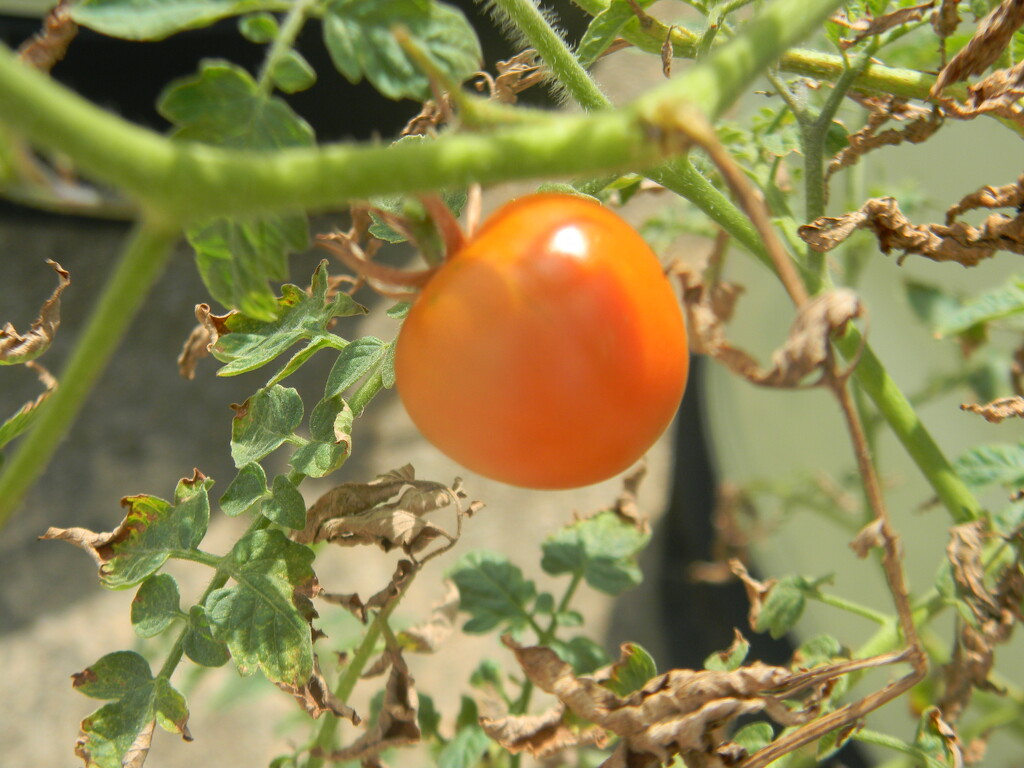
[437,724,491,768]
[576,0,636,68]
[554,635,610,675]
[230,384,304,467]
[288,395,353,478]
[72,0,264,41]
[263,473,307,529]
[795,634,846,668]
[936,275,1024,337]
[183,605,231,667]
[219,462,269,517]
[72,651,190,768]
[603,642,657,696]
[325,337,387,398]
[131,574,182,638]
[756,576,807,639]
[469,658,504,690]
[704,632,750,671]
[540,510,650,595]
[381,341,397,389]
[209,261,364,377]
[734,722,775,753]
[904,279,962,331]
[159,60,315,320]
[449,551,536,634]
[323,0,482,101]
[43,472,214,589]
[955,442,1024,489]
[239,12,278,43]
[272,48,317,93]
[418,693,442,741]
[206,529,316,685]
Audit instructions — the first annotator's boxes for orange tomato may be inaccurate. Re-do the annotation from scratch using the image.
[395,193,689,489]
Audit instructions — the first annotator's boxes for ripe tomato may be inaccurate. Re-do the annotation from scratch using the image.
[394,193,689,489]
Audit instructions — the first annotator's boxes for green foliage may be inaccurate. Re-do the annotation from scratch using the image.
[230,384,304,467]
[71,0,270,41]
[448,551,537,634]
[131,573,182,638]
[602,643,657,696]
[540,510,649,595]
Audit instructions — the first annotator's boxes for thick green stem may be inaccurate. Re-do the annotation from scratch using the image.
[0,219,178,527]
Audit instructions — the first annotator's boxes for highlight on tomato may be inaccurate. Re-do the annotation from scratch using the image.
[392,192,689,490]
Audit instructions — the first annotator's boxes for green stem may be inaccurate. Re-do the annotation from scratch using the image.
[0,219,178,528]
[169,549,223,568]
[809,589,889,625]
[158,514,273,679]
[305,573,415,768]
[256,0,318,96]
[486,0,609,110]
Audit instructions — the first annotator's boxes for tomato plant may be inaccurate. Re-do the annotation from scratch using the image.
[394,193,689,489]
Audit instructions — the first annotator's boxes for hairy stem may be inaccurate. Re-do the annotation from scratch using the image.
[0,219,179,527]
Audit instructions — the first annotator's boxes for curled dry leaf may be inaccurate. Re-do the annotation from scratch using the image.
[474,49,546,103]
[397,579,459,653]
[799,196,1024,266]
[850,518,887,559]
[960,396,1024,423]
[1,259,70,365]
[481,703,607,759]
[679,267,863,388]
[177,304,232,379]
[276,654,360,724]
[317,559,416,624]
[729,559,776,633]
[832,2,935,48]
[932,0,961,38]
[295,466,474,557]
[940,60,1024,129]
[946,174,1024,223]
[17,0,77,73]
[313,647,420,763]
[931,0,1024,96]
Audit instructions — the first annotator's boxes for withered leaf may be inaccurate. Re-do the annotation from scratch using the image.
[730,559,776,633]
[295,466,469,556]
[680,267,863,388]
[940,60,1024,129]
[0,360,57,450]
[177,304,232,379]
[799,196,1024,265]
[398,579,459,653]
[0,259,70,365]
[850,519,886,558]
[828,96,940,182]
[481,703,607,758]
[17,1,77,73]
[276,654,360,723]
[947,521,998,619]
[960,396,1024,423]
[932,0,960,38]
[947,174,1024,223]
[834,2,935,48]
[313,647,420,762]
[931,0,1024,96]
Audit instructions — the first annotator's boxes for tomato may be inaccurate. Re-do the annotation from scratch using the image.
[394,193,689,489]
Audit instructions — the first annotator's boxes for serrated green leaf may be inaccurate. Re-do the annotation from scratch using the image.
[955,442,1024,488]
[206,529,316,685]
[795,634,845,668]
[756,576,806,639]
[71,0,263,40]
[289,395,353,477]
[131,574,182,638]
[576,0,635,68]
[704,633,750,671]
[210,261,364,377]
[263,473,307,528]
[604,642,657,696]
[325,337,387,398]
[734,721,775,753]
[159,60,315,320]
[72,651,190,768]
[183,605,231,667]
[219,462,269,517]
[323,0,481,101]
[43,472,213,589]
[937,276,1024,337]
[449,551,535,634]
[272,48,317,93]
[438,723,491,768]
[230,384,304,467]
[540,510,649,595]
[239,12,278,43]
[905,279,962,331]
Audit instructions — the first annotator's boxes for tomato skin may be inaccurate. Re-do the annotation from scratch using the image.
[394,193,689,489]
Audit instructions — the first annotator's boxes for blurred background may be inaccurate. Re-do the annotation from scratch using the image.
[2,1,1023,766]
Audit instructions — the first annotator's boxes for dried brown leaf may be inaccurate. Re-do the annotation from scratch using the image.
[947,174,1024,223]
[474,49,547,103]
[939,60,1024,128]
[295,466,468,556]
[17,0,77,73]
[960,396,1024,423]
[397,579,459,653]
[0,259,70,365]
[828,96,940,182]
[314,648,420,763]
[680,267,863,388]
[931,0,1024,96]
[948,522,999,619]
[834,2,935,48]
[850,518,886,558]
[926,707,965,768]
[277,654,361,723]
[481,704,607,758]
[933,0,961,38]
[799,196,1024,265]
[729,559,775,633]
